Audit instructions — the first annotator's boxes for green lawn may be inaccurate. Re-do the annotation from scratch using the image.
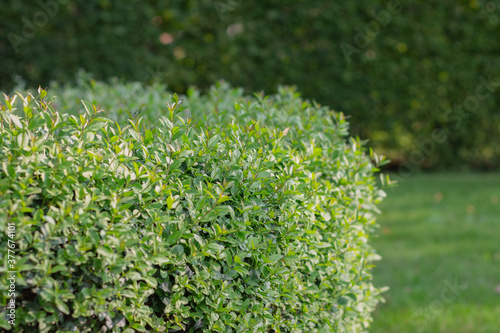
[370,173,500,333]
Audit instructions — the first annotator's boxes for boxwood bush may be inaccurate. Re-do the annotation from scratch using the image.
[0,84,389,332]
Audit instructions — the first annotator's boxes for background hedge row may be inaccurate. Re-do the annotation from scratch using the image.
[2,0,500,169]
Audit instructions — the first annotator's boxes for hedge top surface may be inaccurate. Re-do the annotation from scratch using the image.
[0,84,389,332]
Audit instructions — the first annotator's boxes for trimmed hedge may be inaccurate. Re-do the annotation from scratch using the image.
[0,84,388,332]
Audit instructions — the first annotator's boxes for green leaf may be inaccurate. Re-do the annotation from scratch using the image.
[126,271,141,281]
[120,290,137,299]
[144,129,153,144]
[8,114,23,128]
[268,254,282,263]
[55,298,69,315]
[131,324,146,332]
[166,231,182,245]
[81,100,95,117]
[150,254,172,265]
[218,195,230,204]
[143,275,157,288]
[233,266,249,276]
[207,243,225,252]
[97,246,114,257]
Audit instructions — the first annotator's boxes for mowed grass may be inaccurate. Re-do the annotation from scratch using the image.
[370,173,500,333]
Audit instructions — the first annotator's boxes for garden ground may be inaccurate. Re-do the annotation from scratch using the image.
[371,173,500,333]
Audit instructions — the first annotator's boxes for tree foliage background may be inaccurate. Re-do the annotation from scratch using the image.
[1,0,499,170]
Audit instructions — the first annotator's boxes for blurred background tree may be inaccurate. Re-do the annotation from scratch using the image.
[1,0,499,170]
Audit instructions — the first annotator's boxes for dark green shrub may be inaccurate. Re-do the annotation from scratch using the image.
[0,84,388,332]
[2,1,500,169]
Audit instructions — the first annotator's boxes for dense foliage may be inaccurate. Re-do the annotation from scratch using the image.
[0,84,388,332]
[1,0,499,169]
